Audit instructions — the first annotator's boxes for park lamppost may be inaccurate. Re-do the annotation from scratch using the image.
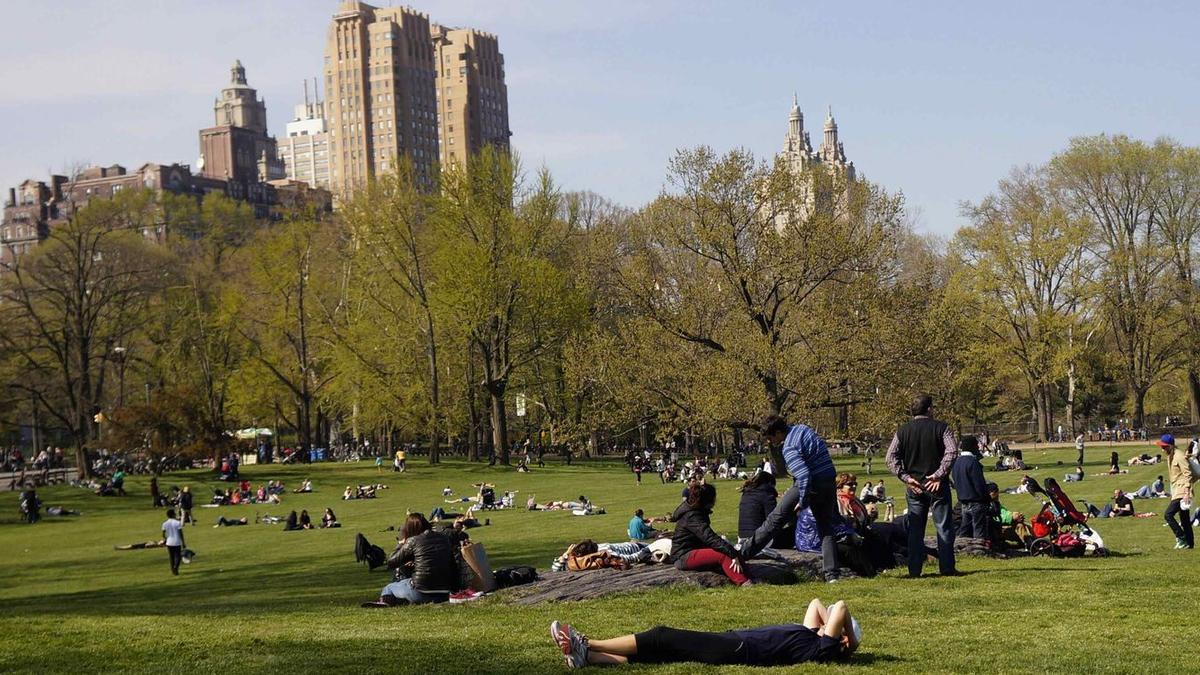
[112,346,127,408]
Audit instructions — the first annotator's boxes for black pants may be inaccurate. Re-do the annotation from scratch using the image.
[167,545,182,575]
[632,626,746,665]
[1165,499,1194,548]
[748,476,838,577]
[957,501,989,540]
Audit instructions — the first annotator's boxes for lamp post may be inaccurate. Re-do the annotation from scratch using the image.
[112,346,127,409]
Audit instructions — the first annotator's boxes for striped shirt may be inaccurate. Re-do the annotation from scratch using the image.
[781,424,837,503]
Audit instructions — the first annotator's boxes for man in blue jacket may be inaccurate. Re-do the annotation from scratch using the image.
[951,435,989,541]
[742,415,840,582]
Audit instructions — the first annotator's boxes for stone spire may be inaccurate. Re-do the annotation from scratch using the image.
[788,93,803,139]
[231,59,247,86]
[821,106,839,158]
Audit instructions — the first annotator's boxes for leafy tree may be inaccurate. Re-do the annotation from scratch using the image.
[956,166,1092,440]
[0,191,171,476]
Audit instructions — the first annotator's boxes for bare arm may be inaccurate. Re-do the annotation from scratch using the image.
[803,598,828,629]
[820,600,851,640]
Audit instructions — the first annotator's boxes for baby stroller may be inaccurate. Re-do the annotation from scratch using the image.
[1020,476,1107,557]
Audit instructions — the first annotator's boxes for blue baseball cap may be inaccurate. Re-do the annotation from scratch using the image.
[1158,434,1175,447]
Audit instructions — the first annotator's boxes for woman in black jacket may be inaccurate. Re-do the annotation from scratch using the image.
[738,471,778,539]
[671,483,749,585]
[372,513,459,606]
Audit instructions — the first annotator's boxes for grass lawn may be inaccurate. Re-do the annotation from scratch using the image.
[1,441,1197,673]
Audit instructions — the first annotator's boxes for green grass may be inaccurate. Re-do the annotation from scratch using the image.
[1,443,1197,673]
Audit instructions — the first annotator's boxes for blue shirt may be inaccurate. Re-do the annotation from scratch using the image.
[781,424,837,502]
[731,624,846,665]
[628,516,654,540]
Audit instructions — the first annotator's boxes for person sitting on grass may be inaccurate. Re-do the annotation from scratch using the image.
[1064,465,1084,483]
[321,507,340,528]
[283,510,302,531]
[984,483,1027,549]
[214,516,249,527]
[1086,490,1135,518]
[670,482,749,586]
[294,479,313,494]
[1130,476,1168,499]
[300,509,314,529]
[1109,452,1121,474]
[549,597,859,668]
[628,509,662,540]
[363,513,459,607]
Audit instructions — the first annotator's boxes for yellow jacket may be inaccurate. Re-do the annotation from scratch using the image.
[1167,449,1197,500]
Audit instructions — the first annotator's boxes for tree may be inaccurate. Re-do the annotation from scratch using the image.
[1051,135,1182,426]
[231,214,336,460]
[434,148,585,463]
[337,165,445,462]
[956,165,1092,440]
[1155,142,1200,422]
[598,147,904,434]
[0,190,171,476]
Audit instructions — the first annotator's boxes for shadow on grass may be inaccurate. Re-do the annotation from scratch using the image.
[853,652,903,666]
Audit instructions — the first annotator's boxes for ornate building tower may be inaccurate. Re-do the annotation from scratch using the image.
[198,60,285,191]
[773,97,857,229]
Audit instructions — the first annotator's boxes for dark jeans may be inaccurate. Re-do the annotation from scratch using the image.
[957,500,989,540]
[748,475,838,576]
[906,482,956,576]
[167,545,182,575]
[632,626,746,665]
[1165,499,1194,548]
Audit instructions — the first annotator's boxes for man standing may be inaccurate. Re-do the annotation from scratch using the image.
[162,509,186,576]
[1162,434,1197,549]
[743,415,839,582]
[1075,433,1085,467]
[951,436,989,541]
[179,486,194,525]
[885,394,959,577]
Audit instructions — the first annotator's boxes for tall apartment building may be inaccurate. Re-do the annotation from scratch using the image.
[279,82,332,190]
[324,2,440,194]
[431,24,510,165]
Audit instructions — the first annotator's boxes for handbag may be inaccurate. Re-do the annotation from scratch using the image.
[461,542,498,592]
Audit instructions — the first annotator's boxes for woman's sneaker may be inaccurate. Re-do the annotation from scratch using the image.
[449,589,483,604]
[1176,538,1187,549]
[550,621,589,668]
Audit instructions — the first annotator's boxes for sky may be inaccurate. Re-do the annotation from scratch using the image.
[2,0,1198,237]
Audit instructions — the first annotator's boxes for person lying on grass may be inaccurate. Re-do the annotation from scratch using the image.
[549,597,859,668]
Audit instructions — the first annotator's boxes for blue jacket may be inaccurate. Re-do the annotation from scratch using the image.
[951,452,988,502]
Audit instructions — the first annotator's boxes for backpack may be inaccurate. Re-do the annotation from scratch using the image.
[493,565,538,587]
[354,533,387,570]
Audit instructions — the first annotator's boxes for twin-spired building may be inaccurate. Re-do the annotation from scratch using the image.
[318,1,511,196]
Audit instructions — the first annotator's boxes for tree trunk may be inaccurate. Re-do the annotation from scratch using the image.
[425,312,441,465]
[466,355,480,462]
[490,387,509,464]
[1033,391,1048,443]
[1188,369,1200,426]
[1133,388,1147,429]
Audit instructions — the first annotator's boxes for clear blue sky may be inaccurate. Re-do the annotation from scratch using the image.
[2,1,1198,236]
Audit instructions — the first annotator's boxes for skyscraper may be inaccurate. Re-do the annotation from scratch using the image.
[324,1,439,195]
[431,24,511,165]
[198,60,286,199]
